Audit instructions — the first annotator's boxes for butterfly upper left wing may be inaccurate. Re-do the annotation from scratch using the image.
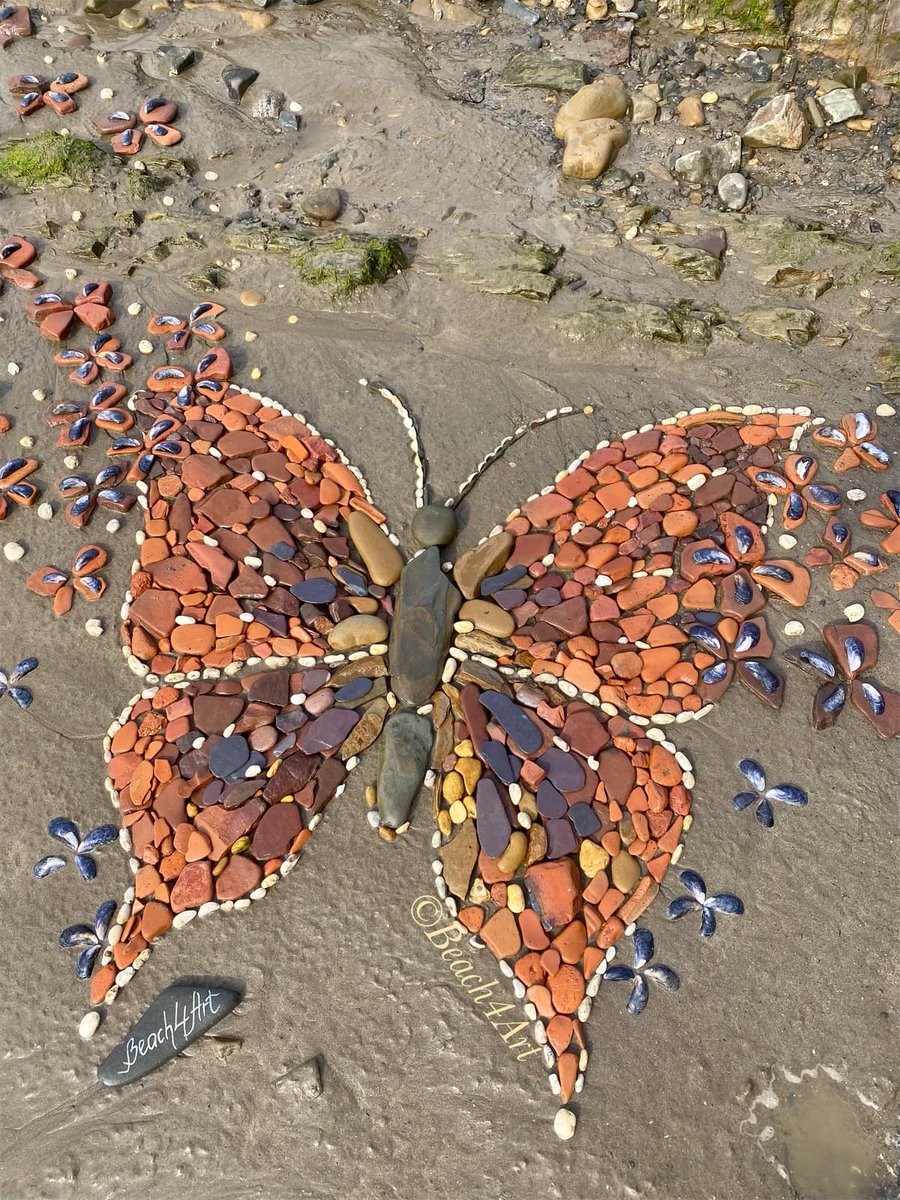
[119,384,398,680]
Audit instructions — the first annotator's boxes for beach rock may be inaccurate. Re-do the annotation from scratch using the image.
[377,711,433,828]
[302,188,343,222]
[717,172,749,210]
[676,96,705,127]
[738,305,819,346]
[391,547,460,705]
[454,533,513,598]
[499,50,585,93]
[327,614,389,651]
[819,87,864,124]
[410,504,458,548]
[562,119,627,180]
[554,84,628,140]
[223,66,259,103]
[158,45,195,77]
[440,819,479,899]
[346,511,404,586]
[743,93,808,150]
[251,91,285,120]
[98,984,240,1087]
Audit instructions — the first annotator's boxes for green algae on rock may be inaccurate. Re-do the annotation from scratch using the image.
[293,235,406,299]
[679,0,790,39]
[0,131,106,190]
[415,233,562,300]
[558,297,726,346]
[226,224,407,298]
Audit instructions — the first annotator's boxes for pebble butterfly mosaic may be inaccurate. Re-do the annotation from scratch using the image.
[2,213,898,1139]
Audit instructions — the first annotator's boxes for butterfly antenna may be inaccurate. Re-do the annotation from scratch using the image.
[359,379,427,509]
[450,404,595,508]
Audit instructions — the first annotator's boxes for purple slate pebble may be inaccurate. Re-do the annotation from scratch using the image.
[568,802,601,836]
[480,565,527,596]
[537,746,585,793]
[208,735,251,780]
[535,588,562,608]
[493,588,528,611]
[479,740,520,785]
[546,818,578,859]
[475,777,513,858]
[296,708,359,754]
[480,691,542,754]
[291,578,338,605]
[536,779,567,819]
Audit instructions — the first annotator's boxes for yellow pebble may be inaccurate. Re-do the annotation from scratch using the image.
[579,840,609,878]
[464,795,477,819]
[378,825,396,842]
[497,830,528,874]
[701,91,718,104]
[457,757,482,794]
[518,790,538,819]
[437,810,452,837]
[454,739,474,758]
[449,799,468,825]
[469,877,489,905]
[212,857,229,877]
[442,770,465,803]
[683,814,693,831]
[365,784,377,809]
[186,802,198,818]
[231,836,251,854]
[507,884,525,914]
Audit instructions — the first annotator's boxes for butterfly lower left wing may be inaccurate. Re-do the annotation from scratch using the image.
[93,655,389,1005]
[431,661,692,1115]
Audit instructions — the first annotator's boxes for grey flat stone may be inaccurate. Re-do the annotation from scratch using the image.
[410,503,458,549]
[98,985,240,1087]
[377,711,433,829]
[390,547,460,706]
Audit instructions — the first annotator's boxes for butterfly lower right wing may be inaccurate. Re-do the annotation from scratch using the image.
[432,666,692,1112]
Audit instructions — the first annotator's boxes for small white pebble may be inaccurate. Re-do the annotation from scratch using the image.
[138,340,153,355]
[127,302,142,317]
[37,502,53,521]
[250,367,262,380]
[244,331,257,342]
[875,403,896,418]
[100,87,114,100]
[554,1109,577,1140]
[287,314,299,324]
[43,54,54,64]
[106,518,121,533]
[783,620,805,637]
[209,203,220,213]
[96,52,108,64]
[85,619,104,638]
[63,454,79,470]
[19,435,35,449]
[846,488,866,502]
[32,389,46,403]
[64,267,78,280]
[843,603,865,623]
[289,101,301,113]
[778,533,797,550]
[71,210,82,222]
[162,195,174,208]
[205,170,219,181]
[7,363,20,376]
[78,1011,101,1041]
[3,542,24,562]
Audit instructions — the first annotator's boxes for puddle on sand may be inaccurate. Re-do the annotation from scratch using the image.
[773,1080,890,1199]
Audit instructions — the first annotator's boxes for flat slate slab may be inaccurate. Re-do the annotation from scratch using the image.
[98,983,240,1087]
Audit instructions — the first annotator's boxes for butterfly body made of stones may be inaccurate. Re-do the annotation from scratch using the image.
[98,384,825,1128]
